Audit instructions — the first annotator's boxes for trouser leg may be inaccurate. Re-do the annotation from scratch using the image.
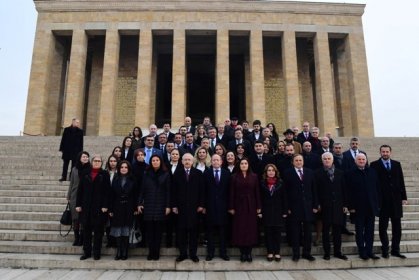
[390,217,402,253]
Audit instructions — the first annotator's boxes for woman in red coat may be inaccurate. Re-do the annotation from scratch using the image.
[229,158,261,262]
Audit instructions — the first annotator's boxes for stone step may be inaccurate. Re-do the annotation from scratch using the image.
[0,190,66,198]
[0,211,61,221]
[0,252,418,271]
[0,204,67,212]
[0,180,69,186]
[0,185,69,192]
[0,197,67,204]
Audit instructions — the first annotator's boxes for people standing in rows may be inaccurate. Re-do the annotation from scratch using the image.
[207,127,218,155]
[181,132,198,155]
[229,158,261,262]
[195,124,207,146]
[76,155,110,261]
[141,124,159,148]
[235,143,246,161]
[184,116,196,134]
[131,126,143,150]
[108,161,138,260]
[241,120,251,139]
[249,141,273,179]
[172,153,205,263]
[346,154,380,260]
[309,127,322,155]
[332,142,344,170]
[283,129,302,155]
[297,121,313,145]
[371,145,408,259]
[59,118,84,182]
[112,146,122,162]
[202,116,213,133]
[275,143,295,175]
[162,123,175,141]
[302,141,321,170]
[228,129,252,154]
[342,137,367,171]
[194,147,211,173]
[204,154,231,261]
[166,148,182,247]
[121,136,134,163]
[266,123,279,142]
[143,135,163,165]
[260,164,287,262]
[225,151,237,173]
[247,120,262,145]
[155,133,167,151]
[315,152,348,260]
[162,141,175,167]
[67,151,90,246]
[262,127,277,150]
[216,124,230,148]
[284,154,318,262]
[105,155,118,248]
[138,155,171,260]
[173,133,184,148]
[214,143,227,163]
[320,136,331,154]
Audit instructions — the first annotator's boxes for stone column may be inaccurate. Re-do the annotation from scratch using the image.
[62,29,88,128]
[282,30,301,128]
[216,29,230,125]
[345,32,374,137]
[24,28,55,135]
[249,29,266,124]
[135,29,153,128]
[171,29,186,128]
[313,32,337,135]
[97,29,120,136]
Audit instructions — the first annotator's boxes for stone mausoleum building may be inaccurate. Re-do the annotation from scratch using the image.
[24,0,374,137]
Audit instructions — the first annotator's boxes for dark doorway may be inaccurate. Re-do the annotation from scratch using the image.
[186,54,215,122]
[229,54,246,120]
[155,53,173,126]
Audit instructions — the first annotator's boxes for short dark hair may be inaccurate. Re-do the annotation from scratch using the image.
[253,120,261,126]
[379,144,392,152]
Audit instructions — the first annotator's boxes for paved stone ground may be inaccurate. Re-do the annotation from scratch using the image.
[2,267,419,280]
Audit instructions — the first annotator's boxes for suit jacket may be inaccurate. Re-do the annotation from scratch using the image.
[121,147,134,164]
[303,152,322,170]
[346,167,380,217]
[59,126,84,160]
[203,167,231,226]
[166,132,175,142]
[370,159,407,218]
[171,167,205,229]
[260,179,288,226]
[140,135,159,148]
[246,131,263,145]
[216,134,230,148]
[296,132,314,145]
[227,139,252,155]
[310,138,322,155]
[249,153,273,178]
[342,149,367,171]
[283,167,318,222]
[314,167,347,225]
[180,143,199,155]
[143,147,163,164]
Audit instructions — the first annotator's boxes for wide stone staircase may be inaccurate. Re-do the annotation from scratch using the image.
[0,136,418,271]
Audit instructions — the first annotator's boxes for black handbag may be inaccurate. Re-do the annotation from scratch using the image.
[128,219,142,248]
[59,203,72,237]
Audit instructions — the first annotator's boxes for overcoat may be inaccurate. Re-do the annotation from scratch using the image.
[59,126,83,160]
[260,179,287,226]
[109,174,138,227]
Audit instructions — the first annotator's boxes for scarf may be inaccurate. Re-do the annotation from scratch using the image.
[324,165,335,182]
[266,177,277,193]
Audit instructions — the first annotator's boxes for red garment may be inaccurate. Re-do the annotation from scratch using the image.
[266,177,277,192]
[91,168,100,181]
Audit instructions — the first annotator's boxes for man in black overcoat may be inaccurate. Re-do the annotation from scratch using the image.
[203,154,231,261]
[59,118,83,181]
[370,145,408,259]
[346,153,380,260]
[315,152,348,260]
[172,153,205,263]
[249,141,273,179]
[283,154,318,261]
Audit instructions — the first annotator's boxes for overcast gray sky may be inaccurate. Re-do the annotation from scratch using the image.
[0,0,418,136]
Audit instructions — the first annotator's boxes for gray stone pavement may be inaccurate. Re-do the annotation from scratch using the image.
[2,267,419,280]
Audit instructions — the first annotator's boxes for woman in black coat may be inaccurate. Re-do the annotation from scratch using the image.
[109,160,138,260]
[260,164,287,262]
[121,137,134,163]
[76,155,110,261]
[132,148,147,247]
[138,155,171,260]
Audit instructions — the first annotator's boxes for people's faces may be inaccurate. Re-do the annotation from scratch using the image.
[171,150,180,162]
[292,155,304,169]
[108,157,117,169]
[203,118,210,125]
[239,160,249,172]
[277,142,285,152]
[350,141,359,150]
[113,148,122,158]
[321,138,330,148]
[151,157,161,169]
[333,145,343,155]
[198,149,207,160]
[217,126,224,134]
[174,135,182,143]
[322,154,334,168]
[254,143,264,154]
[182,155,193,168]
[302,122,310,132]
[285,133,294,140]
[253,124,260,132]
[355,155,367,168]
[236,145,244,154]
[120,163,129,175]
[267,124,273,131]
[180,127,187,135]
[133,128,140,137]
[145,137,154,147]
[72,119,80,128]
[266,166,276,178]
[380,147,391,160]
[211,155,222,169]
[285,146,295,156]
[311,130,319,138]
[226,152,235,164]
[124,138,132,147]
[208,129,216,138]
[186,134,194,143]
[158,134,167,144]
[185,117,192,126]
[92,157,102,168]
[215,146,224,156]
[242,122,249,130]
[163,124,171,132]
[80,154,89,164]
[262,129,270,137]
[303,142,312,153]
[224,119,231,126]
[234,130,242,139]
[150,126,157,135]
[136,152,145,162]
[166,143,175,153]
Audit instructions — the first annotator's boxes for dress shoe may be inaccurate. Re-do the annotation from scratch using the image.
[59,178,66,182]
[153,256,160,261]
[360,254,369,260]
[367,254,380,260]
[292,255,300,262]
[266,255,273,262]
[302,254,315,261]
[93,255,101,260]
[334,254,348,260]
[206,255,213,261]
[191,256,199,263]
[240,254,246,262]
[391,252,407,259]
[274,255,281,262]
[80,254,91,260]
[342,228,355,235]
[220,255,230,261]
[246,254,252,262]
[382,252,389,259]
[176,255,187,262]
[323,254,330,260]
[147,255,153,261]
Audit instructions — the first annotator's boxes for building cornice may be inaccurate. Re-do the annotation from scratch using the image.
[33,0,366,16]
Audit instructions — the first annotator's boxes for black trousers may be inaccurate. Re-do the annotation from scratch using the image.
[61,157,76,179]
[145,220,164,257]
[177,227,198,257]
[379,215,402,254]
[289,220,312,257]
[207,224,227,257]
[165,213,177,246]
[322,222,342,255]
[354,214,375,257]
[265,225,281,255]
[82,223,104,256]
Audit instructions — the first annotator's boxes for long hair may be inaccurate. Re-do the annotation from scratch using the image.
[262,163,280,180]
[147,154,168,172]
[234,157,253,175]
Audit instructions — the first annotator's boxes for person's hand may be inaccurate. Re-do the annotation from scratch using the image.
[172,207,178,214]
[133,211,139,216]
[228,209,235,215]
[202,208,206,214]
[282,214,287,218]
[138,206,144,214]
[349,209,356,213]
[402,200,408,205]
[109,212,114,217]
[197,207,204,213]
[101,208,108,213]
[165,208,171,215]
[75,207,82,212]
[312,208,318,214]
[343,207,348,213]
[288,210,291,214]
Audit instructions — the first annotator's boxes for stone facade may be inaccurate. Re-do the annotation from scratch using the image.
[24,0,374,136]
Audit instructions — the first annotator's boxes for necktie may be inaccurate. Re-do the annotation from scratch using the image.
[305,133,308,139]
[211,139,215,149]
[146,149,151,164]
[258,155,263,161]
[386,162,391,171]
[353,150,357,158]
[215,169,220,185]
[161,144,164,150]
[186,169,190,181]
[298,169,304,181]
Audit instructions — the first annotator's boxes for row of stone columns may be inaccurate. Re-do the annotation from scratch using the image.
[24,28,373,136]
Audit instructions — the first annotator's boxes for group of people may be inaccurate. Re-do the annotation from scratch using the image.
[60,117,408,263]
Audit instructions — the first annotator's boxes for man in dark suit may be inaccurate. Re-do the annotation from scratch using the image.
[296,121,313,145]
[371,145,408,259]
[284,154,318,261]
[275,143,295,177]
[203,154,231,261]
[140,124,159,148]
[163,123,175,141]
[143,135,163,165]
[302,141,321,170]
[180,132,198,155]
[59,118,83,181]
[172,153,205,263]
[154,133,168,151]
[342,137,367,171]
[162,141,175,167]
[249,141,272,179]
[332,142,344,170]
[320,136,331,154]
[347,153,380,260]
[227,129,252,154]
[207,127,218,155]
[315,152,348,260]
[184,116,196,135]
[247,120,262,145]
[215,124,230,148]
